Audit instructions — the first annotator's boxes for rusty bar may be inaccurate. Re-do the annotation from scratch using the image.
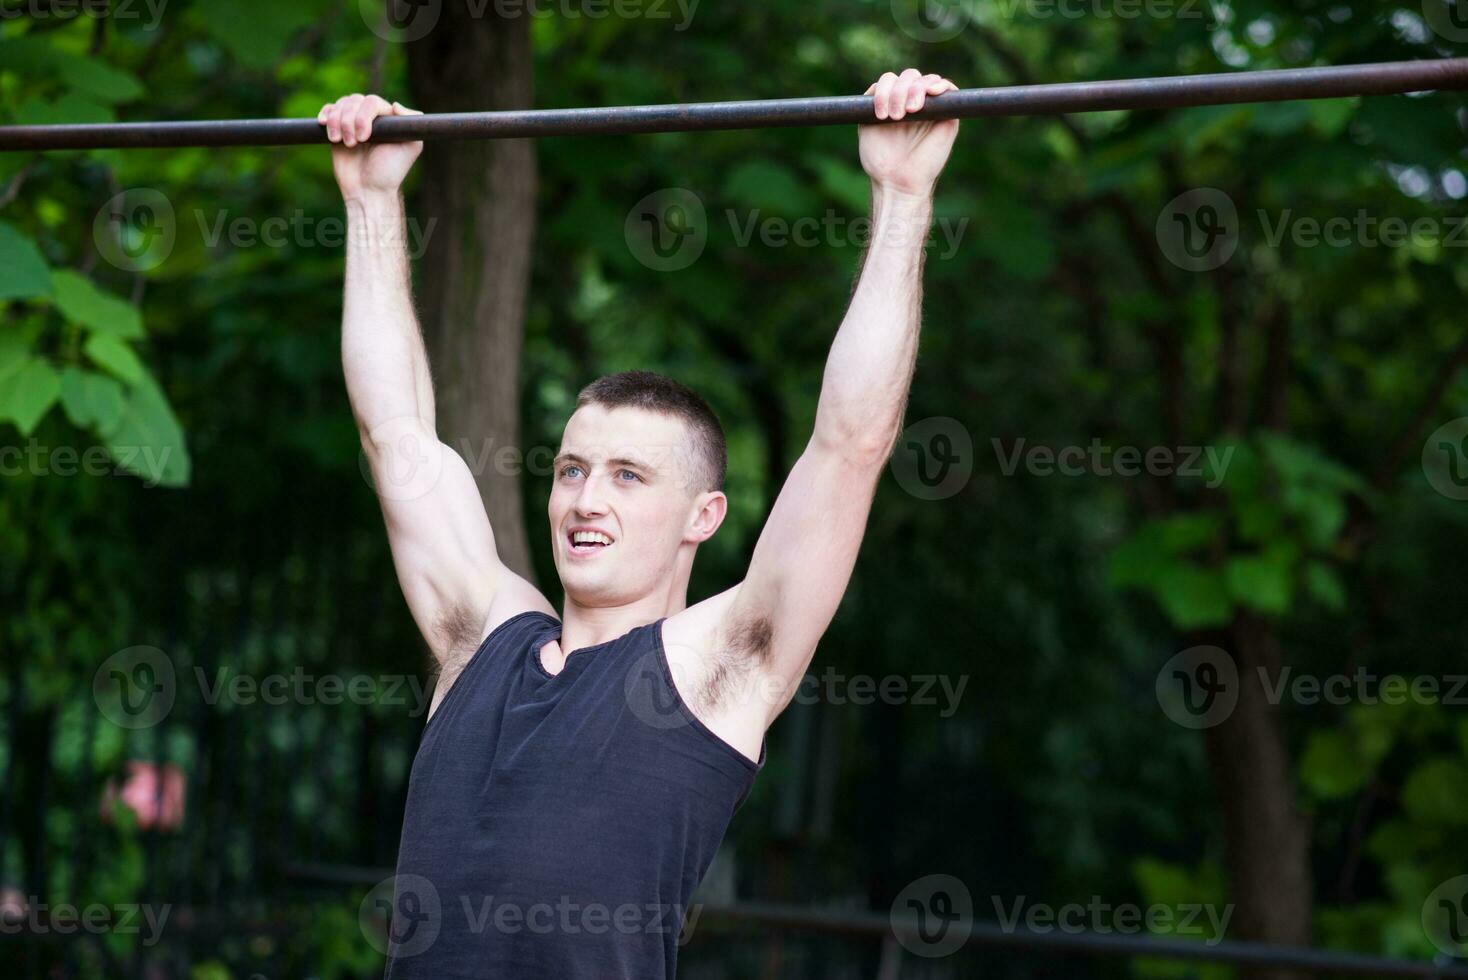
[2,59,1467,152]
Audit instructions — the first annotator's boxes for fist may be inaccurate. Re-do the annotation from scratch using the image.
[859,68,961,198]
[318,94,424,202]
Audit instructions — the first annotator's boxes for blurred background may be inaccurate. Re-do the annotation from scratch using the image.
[3,0,1468,977]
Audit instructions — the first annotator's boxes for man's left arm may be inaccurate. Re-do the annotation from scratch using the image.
[723,68,960,727]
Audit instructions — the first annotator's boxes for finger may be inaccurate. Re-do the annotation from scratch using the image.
[888,70,914,120]
[901,67,925,114]
[317,103,331,124]
[359,95,392,143]
[872,72,898,120]
[391,101,423,116]
[324,103,343,143]
[923,74,948,94]
[338,94,365,147]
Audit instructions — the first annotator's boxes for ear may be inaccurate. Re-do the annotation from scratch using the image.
[684,490,727,544]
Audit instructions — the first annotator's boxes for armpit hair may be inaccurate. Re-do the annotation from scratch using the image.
[433,603,483,674]
[696,612,775,711]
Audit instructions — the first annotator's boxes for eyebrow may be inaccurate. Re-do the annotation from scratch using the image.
[554,452,657,473]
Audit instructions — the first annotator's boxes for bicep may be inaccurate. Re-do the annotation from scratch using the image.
[364,423,507,663]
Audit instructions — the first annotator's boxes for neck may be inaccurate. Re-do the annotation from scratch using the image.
[558,547,695,651]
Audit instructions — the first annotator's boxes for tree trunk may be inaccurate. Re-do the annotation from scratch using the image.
[406,8,538,580]
[1202,614,1313,980]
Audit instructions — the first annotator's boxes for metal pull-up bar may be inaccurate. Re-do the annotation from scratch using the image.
[2,59,1467,152]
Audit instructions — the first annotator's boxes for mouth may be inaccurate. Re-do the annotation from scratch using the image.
[566,528,615,556]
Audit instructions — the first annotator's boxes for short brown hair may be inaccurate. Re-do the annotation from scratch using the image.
[574,371,726,493]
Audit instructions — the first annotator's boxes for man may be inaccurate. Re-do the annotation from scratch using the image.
[320,66,959,979]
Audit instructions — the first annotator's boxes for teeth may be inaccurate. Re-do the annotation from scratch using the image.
[572,531,612,546]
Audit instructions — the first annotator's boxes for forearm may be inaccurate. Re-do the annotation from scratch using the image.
[341,192,436,436]
[812,185,933,459]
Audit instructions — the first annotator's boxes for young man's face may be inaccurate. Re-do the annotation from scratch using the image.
[549,404,724,607]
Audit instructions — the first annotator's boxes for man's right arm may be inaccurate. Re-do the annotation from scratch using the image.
[323,94,551,676]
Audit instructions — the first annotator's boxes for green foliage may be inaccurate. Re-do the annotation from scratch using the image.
[1110,433,1374,627]
[0,221,52,299]
[4,1,1468,977]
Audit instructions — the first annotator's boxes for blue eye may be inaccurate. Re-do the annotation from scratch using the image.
[617,469,641,482]
[562,465,583,479]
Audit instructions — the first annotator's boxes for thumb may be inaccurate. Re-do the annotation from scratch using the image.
[392,101,424,116]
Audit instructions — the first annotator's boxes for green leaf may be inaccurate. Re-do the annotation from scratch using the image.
[1305,562,1346,611]
[0,329,31,381]
[105,376,190,487]
[974,196,1055,282]
[83,334,147,385]
[722,160,819,217]
[1152,565,1233,629]
[1250,102,1314,137]
[1401,759,1468,825]
[1106,513,1224,593]
[15,92,114,127]
[51,271,144,339]
[1225,545,1298,616]
[1287,487,1347,549]
[56,54,144,105]
[0,358,61,435]
[805,154,871,213]
[1307,98,1357,138]
[59,367,126,433]
[0,39,144,104]
[0,221,53,300]
[195,0,325,71]
[1300,730,1369,800]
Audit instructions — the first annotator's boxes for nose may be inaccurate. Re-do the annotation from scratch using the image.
[573,472,610,518]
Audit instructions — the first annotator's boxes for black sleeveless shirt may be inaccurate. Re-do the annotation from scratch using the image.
[383,611,764,980]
